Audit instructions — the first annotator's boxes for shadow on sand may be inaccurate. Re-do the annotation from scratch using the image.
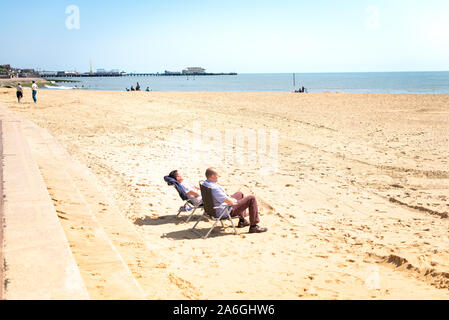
[161,226,238,240]
[134,215,240,240]
[134,214,198,226]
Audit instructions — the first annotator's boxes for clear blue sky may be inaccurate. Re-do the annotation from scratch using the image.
[1,0,448,73]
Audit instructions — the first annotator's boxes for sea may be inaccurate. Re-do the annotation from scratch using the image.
[49,72,449,94]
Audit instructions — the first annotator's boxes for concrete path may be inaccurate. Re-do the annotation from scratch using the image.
[0,120,4,300]
[20,118,147,299]
[0,106,89,300]
[21,117,184,299]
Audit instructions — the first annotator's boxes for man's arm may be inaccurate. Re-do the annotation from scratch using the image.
[187,190,200,198]
[210,184,237,206]
[181,183,200,198]
[224,197,237,206]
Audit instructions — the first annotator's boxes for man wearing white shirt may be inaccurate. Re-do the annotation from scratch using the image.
[31,81,38,103]
[202,168,268,233]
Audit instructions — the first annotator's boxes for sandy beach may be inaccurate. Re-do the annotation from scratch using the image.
[1,88,448,299]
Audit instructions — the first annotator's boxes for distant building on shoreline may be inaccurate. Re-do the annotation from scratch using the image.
[28,65,235,78]
[2,64,237,79]
[56,71,80,77]
[1,64,39,78]
[95,68,122,76]
[182,67,206,75]
[38,71,58,77]
[0,65,11,78]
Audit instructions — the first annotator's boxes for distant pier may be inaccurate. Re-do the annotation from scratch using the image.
[46,72,238,78]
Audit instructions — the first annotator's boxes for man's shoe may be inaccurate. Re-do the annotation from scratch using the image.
[249,225,268,233]
[237,219,250,228]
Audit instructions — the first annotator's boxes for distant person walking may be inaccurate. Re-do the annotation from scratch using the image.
[16,83,23,103]
[31,81,38,103]
[136,82,141,91]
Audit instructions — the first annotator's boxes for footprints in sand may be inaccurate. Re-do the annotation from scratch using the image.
[14,92,449,299]
[168,273,201,299]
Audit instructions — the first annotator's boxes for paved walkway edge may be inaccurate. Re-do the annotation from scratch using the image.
[0,106,89,300]
[0,120,4,300]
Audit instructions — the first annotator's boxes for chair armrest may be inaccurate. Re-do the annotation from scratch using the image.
[214,204,230,209]
[214,205,232,216]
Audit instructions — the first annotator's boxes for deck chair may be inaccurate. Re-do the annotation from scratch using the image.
[191,181,238,239]
[164,176,203,223]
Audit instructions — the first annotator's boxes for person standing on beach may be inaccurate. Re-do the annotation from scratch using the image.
[31,81,38,103]
[136,82,141,91]
[16,83,23,103]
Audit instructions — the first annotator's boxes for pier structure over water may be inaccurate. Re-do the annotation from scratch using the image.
[46,72,237,78]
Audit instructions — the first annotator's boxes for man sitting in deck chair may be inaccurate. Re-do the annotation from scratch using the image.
[168,170,202,207]
[164,170,203,222]
[201,168,268,234]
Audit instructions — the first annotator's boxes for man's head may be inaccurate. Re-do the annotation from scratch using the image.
[205,167,219,182]
[32,80,35,84]
[169,170,183,183]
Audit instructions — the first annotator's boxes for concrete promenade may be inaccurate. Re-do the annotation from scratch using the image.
[0,105,89,299]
